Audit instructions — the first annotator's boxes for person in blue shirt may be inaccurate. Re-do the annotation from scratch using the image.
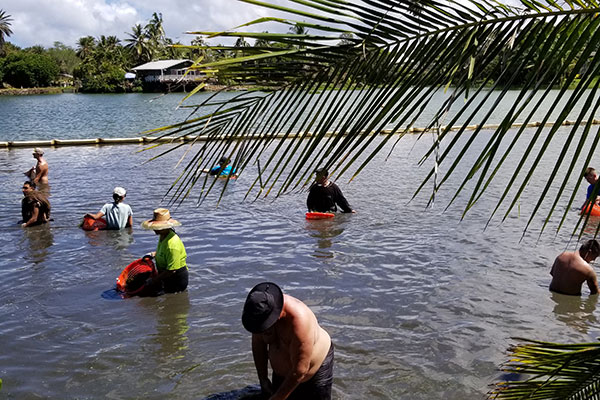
[584,167,599,206]
[208,156,236,177]
[85,187,133,229]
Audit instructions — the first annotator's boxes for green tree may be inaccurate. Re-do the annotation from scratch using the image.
[124,23,152,65]
[76,36,95,61]
[0,9,13,56]
[1,52,59,87]
[73,35,128,93]
[145,12,166,59]
[46,42,79,75]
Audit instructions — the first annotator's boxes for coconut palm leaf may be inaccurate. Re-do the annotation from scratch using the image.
[146,0,600,234]
[488,339,600,399]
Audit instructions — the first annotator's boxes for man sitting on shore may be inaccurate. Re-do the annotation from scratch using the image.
[550,239,600,296]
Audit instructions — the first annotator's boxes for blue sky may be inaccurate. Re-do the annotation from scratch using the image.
[2,0,290,49]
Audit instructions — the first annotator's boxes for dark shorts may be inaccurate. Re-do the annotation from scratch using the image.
[272,343,334,400]
[163,267,188,293]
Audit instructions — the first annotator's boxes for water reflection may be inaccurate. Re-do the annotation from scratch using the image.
[150,291,191,359]
[305,220,344,258]
[582,214,600,236]
[84,227,134,250]
[22,224,54,265]
[550,291,598,334]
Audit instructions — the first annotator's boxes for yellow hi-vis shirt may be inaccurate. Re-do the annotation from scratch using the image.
[155,230,187,271]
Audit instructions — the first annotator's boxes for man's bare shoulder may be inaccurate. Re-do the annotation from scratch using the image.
[283,295,317,330]
[556,251,576,262]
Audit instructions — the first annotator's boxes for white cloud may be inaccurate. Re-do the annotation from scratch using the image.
[2,0,293,48]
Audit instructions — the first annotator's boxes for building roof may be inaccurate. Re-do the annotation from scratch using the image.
[132,59,193,71]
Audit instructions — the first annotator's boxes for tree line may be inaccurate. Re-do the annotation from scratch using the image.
[0,11,253,93]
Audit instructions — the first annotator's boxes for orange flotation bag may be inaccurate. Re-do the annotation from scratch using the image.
[82,216,107,231]
[581,203,600,217]
[306,212,335,220]
[116,257,157,296]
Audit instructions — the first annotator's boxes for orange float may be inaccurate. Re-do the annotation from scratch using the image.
[82,216,108,231]
[581,203,600,217]
[116,257,157,296]
[306,212,335,220]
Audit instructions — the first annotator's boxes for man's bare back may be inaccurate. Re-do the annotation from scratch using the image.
[262,294,331,380]
[27,149,49,184]
[34,158,49,184]
[243,283,333,400]
[550,249,598,296]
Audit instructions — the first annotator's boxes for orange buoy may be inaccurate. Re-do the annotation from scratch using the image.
[116,257,157,296]
[306,212,335,220]
[82,216,108,231]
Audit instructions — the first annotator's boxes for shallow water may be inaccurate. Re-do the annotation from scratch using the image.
[1,92,600,399]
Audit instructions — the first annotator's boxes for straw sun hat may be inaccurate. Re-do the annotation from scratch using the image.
[141,208,181,230]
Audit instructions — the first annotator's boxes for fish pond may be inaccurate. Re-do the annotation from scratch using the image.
[0,92,598,399]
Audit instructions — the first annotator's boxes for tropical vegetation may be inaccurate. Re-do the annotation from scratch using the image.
[0,11,203,92]
[138,1,600,398]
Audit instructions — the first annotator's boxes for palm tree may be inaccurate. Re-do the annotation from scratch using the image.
[125,23,152,65]
[76,36,95,61]
[0,9,13,55]
[145,11,166,58]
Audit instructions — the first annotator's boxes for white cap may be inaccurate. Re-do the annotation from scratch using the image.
[113,187,126,197]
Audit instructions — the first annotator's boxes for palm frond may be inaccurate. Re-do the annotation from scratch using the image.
[489,339,600,399]
[146,0,600,235]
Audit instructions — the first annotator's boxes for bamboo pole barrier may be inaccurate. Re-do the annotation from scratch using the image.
[1,119,599,149]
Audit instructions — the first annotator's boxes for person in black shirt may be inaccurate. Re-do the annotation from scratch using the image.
[307,168,355,213]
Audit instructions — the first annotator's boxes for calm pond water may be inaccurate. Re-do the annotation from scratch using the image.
[0,92,599,399]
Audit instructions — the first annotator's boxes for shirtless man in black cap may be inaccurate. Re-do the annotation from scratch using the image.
[242,282,334,400]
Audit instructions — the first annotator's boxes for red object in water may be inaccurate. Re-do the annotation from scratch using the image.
[82,216,108,231]
[116,257,157,296]
[581,203,600,217]
[306,212,335,220]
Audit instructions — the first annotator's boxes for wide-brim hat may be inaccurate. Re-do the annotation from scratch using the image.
[242,282,284,333]
[141,208,181,230]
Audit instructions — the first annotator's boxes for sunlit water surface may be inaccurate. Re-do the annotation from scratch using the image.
[0,93,599,399]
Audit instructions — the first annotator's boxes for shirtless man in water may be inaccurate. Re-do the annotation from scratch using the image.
[25,148,49,185]
[550,239,600,296]
[242,282,333,400]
